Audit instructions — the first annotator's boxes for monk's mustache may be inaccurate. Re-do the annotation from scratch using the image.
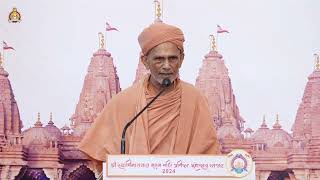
[159,73,174,75]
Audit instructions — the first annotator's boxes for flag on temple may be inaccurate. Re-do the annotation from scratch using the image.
[106,22,119,31]
[3,41,15,50]
[217,25,229,33]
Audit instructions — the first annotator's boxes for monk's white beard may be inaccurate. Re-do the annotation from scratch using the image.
[152,72,179,85]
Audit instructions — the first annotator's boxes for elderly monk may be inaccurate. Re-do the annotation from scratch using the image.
[79,22,220,163]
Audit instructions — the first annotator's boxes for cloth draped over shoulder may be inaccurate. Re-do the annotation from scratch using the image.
[78,76,220,161]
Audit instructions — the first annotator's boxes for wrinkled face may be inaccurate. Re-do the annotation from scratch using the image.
[142,42,184,88]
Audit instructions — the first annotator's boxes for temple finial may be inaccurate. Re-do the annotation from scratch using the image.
[314,53,320,71]
[209,34,217,51]
[154,0,162,21]
[260,114,267,128]
[273,113,281,129]
[48,112,54,125]
[98,32,105,49]
[34,112,43,127]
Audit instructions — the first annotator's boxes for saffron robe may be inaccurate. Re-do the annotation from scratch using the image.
[79,77,220,161]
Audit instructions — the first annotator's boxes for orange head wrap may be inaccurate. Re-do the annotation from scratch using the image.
[138,22,185,55]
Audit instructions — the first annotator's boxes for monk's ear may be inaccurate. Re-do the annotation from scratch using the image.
[178,53,184,68]
[141,54,150,70]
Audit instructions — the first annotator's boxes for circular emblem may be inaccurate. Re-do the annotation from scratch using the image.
[8,7,22,23]
[226,149,253,177]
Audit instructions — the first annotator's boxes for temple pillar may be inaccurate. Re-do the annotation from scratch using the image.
[293,169,310,180]
[256,170,271,180]
[0,165,9,180]
[288,172,298,180]
[13,137,16,145]
[43,168,61,180]
[8,166,23,180]
[85,160,101,179]
[43,168,52,179]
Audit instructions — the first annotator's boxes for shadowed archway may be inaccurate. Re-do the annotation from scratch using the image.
[68,164,96,180]
[15,167,49,180]
[267,171,292,180]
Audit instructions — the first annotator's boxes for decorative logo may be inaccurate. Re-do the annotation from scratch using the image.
[226,149,253,177]
[8,7,22,23]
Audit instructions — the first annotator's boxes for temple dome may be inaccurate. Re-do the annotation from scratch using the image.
[23,127,51,147]
[251,118,271,143]
[44,114,62,140]
[244,128,254,133]
[22,114,60,147]
[265,119,292,148]
[44,124,62,139]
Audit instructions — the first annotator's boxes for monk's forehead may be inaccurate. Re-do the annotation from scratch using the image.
[147,42,180,56]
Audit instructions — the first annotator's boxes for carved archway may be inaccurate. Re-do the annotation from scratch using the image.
[67,164,96,180]
[267,171,291,180]
[15,168,49,180]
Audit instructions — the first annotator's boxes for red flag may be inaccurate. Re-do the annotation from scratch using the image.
[3,41,15,50]
[106,22,119,31]
[217,25,229,33]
